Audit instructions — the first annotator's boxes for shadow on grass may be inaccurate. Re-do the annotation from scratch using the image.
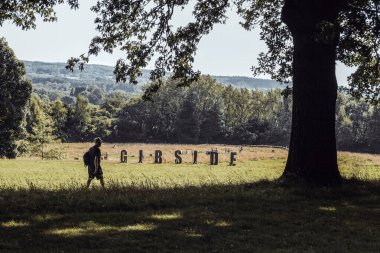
[1,179,380,252]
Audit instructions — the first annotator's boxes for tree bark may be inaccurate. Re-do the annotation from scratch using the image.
[281,1,343,185]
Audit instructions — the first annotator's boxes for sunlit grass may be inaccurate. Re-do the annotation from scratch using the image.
[0,159,286,190]
[1,152,378,191]
[206,220,232,227]
[338,154,380,180]
[149,212,182,220]
[318,206,337,212]
[1,220,30,228]
[48,222,157,237]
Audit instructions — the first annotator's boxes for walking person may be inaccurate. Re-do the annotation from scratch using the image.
[86,137,105,188]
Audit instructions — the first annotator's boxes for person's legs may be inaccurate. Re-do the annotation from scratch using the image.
[96,167,105,188]
[87,166,95,188]
[86,178,93,188]
[100,178,105,188]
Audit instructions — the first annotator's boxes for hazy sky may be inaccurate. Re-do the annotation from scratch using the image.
[1,0,352,84]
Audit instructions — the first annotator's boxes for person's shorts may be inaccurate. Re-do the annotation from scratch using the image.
[88,166,103,180]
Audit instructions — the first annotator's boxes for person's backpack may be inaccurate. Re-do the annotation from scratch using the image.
[83,150,91,167]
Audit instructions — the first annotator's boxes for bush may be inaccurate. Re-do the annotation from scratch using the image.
[43,148,66,160]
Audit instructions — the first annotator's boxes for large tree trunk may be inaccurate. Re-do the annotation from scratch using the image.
[281,1,343,185]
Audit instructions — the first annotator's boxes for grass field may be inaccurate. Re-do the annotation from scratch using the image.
[1,144,380,252]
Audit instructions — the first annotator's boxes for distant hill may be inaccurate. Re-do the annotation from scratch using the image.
[213,76,282,90]
[23,60,283,104]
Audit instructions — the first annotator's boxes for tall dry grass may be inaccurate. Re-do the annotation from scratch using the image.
[42,143,288,164]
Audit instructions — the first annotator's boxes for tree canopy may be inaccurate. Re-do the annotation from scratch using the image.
[0,0,78,30]
[0,0,79,157]
[66,0,379,103]
[0,37,32,158]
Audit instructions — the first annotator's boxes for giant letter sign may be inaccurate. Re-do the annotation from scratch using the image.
[175,150,182,164]
[193,151,198,164]
[207,151,218,165]
[120,150,128,163]
[230,152,237,166]
[139,150,144,163]
[155,150,163,164]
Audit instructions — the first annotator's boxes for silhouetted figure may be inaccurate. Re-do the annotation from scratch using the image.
[86,137,105,188]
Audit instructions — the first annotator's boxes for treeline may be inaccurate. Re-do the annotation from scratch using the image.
[20,75,380,156]
[116,77,291,145]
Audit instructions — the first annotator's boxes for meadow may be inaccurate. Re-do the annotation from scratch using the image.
[0,144,380,252]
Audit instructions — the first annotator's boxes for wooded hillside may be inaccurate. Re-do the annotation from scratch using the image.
[24,61,282,104]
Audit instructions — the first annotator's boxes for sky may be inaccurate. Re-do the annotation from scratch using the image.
[1,0,352,84]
